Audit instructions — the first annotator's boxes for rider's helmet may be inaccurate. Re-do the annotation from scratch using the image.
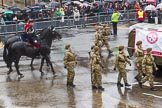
[28,19,34,24]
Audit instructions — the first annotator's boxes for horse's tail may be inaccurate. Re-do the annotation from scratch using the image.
[3,43,8,64]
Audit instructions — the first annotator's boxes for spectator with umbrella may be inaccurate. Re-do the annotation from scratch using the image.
[73,7,80,21]
[111,9,119,36]
[134,1,141,12]
[55,7,62,23]
[60,7,65,22]
[145,4,156,23]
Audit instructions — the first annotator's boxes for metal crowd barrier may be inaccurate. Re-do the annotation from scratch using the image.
[0,12,137,35]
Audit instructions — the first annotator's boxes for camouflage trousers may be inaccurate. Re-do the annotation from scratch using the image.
[95,40,102,56]
[67,67,75,84]
[90,65,94,84]
[92,66,102,87]
[102,40,110,52]
[141,72,154,87]
[135,63,143,81]
[118,68,128,83]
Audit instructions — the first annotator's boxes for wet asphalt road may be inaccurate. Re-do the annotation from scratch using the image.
[0,26,162,108]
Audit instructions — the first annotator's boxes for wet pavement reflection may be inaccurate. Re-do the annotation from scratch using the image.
[0,27,162,107]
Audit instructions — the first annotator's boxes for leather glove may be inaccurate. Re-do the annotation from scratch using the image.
[114,67,116,71]
[129,63,131,66]
[76,62,77,64]
[127,56,130,59]
[64,66,67,69]
[102,65,104,69]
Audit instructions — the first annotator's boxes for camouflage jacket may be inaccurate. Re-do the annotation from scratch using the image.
[95,31,103,47]
[101,29,109,41]
[89,50,95,66]
[95,31,102,41]
[91,52,102,69]
[64,50,76,68]
[134,47,144,64]
[142,54,157,72]
[115,52,130,69]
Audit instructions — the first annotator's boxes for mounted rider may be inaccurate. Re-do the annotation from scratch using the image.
[21,19,40,48]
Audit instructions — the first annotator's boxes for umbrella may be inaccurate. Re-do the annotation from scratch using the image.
[64,1,82,6]
[92,1,105,5]
[21,7,31,12]
[7,6,16,10]
[156,3,162,9]
[35,2,46,6]
[3,11,14,15]
[72,1,82,5]
[64,2,71,5]
[48,1,60,7]
[144,4,156,11]
[30,6,41,11]
[82,3,89,7]
[9,7,22,12]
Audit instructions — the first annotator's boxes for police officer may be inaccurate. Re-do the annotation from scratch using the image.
[64,44,77,87]
[111,10,119,36]
[136,9,146,23]
[114,46,131,87]
[139,48,158,91]
[134,41,144,82]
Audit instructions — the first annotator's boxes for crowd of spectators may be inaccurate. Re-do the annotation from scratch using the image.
[0,0,161,25]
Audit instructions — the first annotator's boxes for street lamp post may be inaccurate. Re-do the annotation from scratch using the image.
[25,0,27,7]
[2,0,3,8]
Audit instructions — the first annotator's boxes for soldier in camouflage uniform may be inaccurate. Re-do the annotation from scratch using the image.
[89,45,97,89]
[134,41,144,82]
[64,44,77,87]
[91,46,104,91]
[139,48,158,91]
[94,27,103,57]
[114,46,131,87]
[101,24,113,55]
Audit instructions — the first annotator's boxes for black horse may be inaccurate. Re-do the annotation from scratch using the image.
[3,26,62,77]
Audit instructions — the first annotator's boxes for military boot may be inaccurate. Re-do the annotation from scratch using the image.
[98,86,104,91]
[125,83,131,87]
[138,81,142,88]
[69,83,75,87]
[108,50,113,55]
[92,86,98,90]
[150,87,157,91]
[66,82,70,87]
[117,82,123,87]
[134,75,140,82]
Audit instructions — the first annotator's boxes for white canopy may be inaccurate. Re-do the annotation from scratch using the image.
[129,23,162,33]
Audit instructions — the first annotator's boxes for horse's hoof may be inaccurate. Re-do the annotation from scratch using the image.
[18,74,24,78]
[53,74,57,77]
[7,69,13,75]
[31,67,34,71]
[41,72,44,76]
[7,71,11,75]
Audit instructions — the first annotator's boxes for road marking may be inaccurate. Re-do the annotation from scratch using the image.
[154,85,162,87]
[142,93,162,99]
[118,26,129,30]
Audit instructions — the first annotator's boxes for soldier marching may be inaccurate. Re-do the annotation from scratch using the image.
[63,24,159,92]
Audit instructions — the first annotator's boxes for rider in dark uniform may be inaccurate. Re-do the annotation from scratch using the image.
[21,19,40,48]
